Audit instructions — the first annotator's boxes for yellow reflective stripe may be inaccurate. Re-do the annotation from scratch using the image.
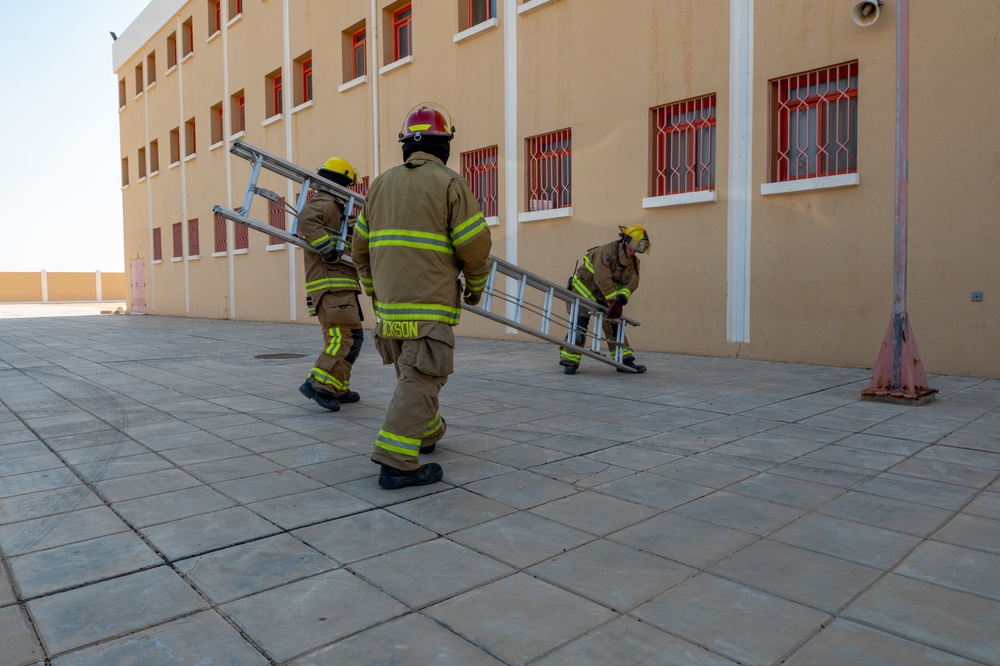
[305,278,360,293]
[560,349,581,362]
[376,429,421,456]
[369,229,455,254]
[408,123,432,131]
[310,235,334,248]
[354,216,369,239]
[570,275,596,301]
[451,212,487,246]
[309,367,347,391]
[376,302,461,324]
[465,274,488,290]
[423,413,443,438]
[583,255,595,274]
[324,327,343,357]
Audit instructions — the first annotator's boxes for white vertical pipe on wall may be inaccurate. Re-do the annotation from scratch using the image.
[222,8,233,319]
[727,0,753,344]
[145,45,158,314]
[370,0,381,176]
[40,271,48,303]
[283,0,297,320]
[96,271,103,301]
[503,0,518,330]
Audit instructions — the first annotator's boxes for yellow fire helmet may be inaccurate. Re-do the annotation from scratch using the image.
[619,224,651,254]
[319,156,356,185]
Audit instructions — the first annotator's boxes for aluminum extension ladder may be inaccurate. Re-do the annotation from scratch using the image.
[213,140,642,373]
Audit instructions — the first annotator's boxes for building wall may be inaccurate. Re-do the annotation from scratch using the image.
[0,273,126,302]
[114,0,1000,378]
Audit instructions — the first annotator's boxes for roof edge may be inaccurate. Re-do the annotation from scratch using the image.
[111,0,189,73]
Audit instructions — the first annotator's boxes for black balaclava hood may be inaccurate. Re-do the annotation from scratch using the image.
[402,135,451,164]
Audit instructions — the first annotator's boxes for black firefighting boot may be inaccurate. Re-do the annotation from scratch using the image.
[378,463,444,489]
[298,381,341,411]
[334,389,361,404]
[616,356,647,374]
[563,365,577,374]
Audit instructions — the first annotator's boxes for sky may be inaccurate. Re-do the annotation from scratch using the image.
[0,1,145,273]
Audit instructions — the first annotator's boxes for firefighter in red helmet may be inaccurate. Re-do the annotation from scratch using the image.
[353,103,493,489]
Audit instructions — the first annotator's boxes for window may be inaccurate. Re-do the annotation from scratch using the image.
[182,17,194,56]
[185,117,196,156]
[230,90,245,134]
[189,218,200,256]
[210,102,224,144]
[351,27,366,80]
[209,0,222,34]
[167,32,177,69]
[462,0,496,29]
[349,176,370,197]
[118,79,126,108]
[134,62,144,93]
[149,139,160,173]
[153,227,162,261]
[172,222,183,259]
[169,127,181,164]
[461,146,498,217]
[121,157,129,187]
[393,4,412,61]
[228,0,243,20]
[771,61,858,182]
[526,129,571,210]
[214,212,227,253]
[651,94,716,196]
[294,53,312,105]
[146,52,156,86]
[235,219,249,250]
[265,69,283,117]
[268,198,286,246]
[138,147,147,179]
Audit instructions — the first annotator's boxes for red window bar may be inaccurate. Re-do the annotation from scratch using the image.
[461,146,498,217]
[188,218,200,256]
[213,106,224,144]
[214,212,227,253]
[348,176,369,197]
[184,19,194,56]
[652,94,716,196]
[773,61,858,181]
[268,198,286,246]
[235,216,250,250]
[167,33,177,69]
[352,29,366,79]
[302,59,313,103]
[273,74,283,115]
[212,1,222,33]
[172,222,183,258]
[237,94,245,133]
[469,0,496,25]
[393,5,412,61]
[152,227,163,261]
[526,129,572,211]
[233,0,242,16]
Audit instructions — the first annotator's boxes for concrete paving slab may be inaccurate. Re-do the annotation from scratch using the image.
[2,311,1000,664]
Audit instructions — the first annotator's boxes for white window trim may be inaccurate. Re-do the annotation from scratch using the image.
[149,170,160,178]
[212,251,227,258]
[188,254,200,261]
[226,13,243,28]
[153,259,163,265]
[518,207,573,223]
[137,175,147,183]
[518,0,561,16]
[266,243,286,251]
[379,55,413,76]
[165,64,177,77]
[233,248,249,255]
[454,17,499,43]
[210,140,225,151]
[146,81,157,92]
[485,215,500,227]
[182,52,194,64]
[169,160,181,170]
[291,99,314,115]
[339,75,368,93]
[230,130,246,141]
[134,91,144,101]
[207,30,221,44]
[183,153,197,162]
[262,113,283,127]
[121,184,130,190]
[760,173,860,196]
[171,256,183,263]
[119,104,126,113]
[643,190,717,208]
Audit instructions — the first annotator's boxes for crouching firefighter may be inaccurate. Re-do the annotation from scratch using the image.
[297,156,366,412]
[558,224,650,375]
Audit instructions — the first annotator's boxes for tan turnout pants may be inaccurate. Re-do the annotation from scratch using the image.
[309,291,363,395]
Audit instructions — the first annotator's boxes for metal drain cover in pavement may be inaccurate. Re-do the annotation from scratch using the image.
[254,353,306,359]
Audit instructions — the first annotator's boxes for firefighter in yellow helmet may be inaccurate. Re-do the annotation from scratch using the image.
[353,102,493,489]
[558,224,649,374]
[297,156,366,412]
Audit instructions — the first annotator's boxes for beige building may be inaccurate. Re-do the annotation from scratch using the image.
[114,0,1000,378]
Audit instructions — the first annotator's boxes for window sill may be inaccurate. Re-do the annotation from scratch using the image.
[267,243,286,251]
[153,259,163,265]
[146,81,157,91]
[485,215,500,227]
[121,184,130,190]
[133,91,144,101]
[226,13,243,28]
[188,255,200,261]
[149,170,160,178]
[761,173,860,196]
[233,248,249,255]
[171,257,183,263]
[169,161,181,170]
[518,0,562,15]
[137,176,147,183]
[291,99,314,115]
[339,75,368,93]
[212,251,228,258]
[643,190,717,208]
[230,130,246,141]
[454,18,499,43]
[379,55,413,76]
[184,153,197,162]
[182,52,194,64]
[207,31,221,44]
[262,113,283,127]
[166,64,177,77]
[518,207,573,223]
[119,105,126,113]
[210,141,225,151]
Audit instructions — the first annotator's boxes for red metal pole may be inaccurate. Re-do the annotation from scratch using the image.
[862,0,937,405]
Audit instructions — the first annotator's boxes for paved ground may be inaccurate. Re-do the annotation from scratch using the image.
[1,308,998,665]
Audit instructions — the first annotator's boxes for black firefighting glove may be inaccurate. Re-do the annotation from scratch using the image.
[463,284,483,306]
[314,239,340,263]
[605,295,628,320]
